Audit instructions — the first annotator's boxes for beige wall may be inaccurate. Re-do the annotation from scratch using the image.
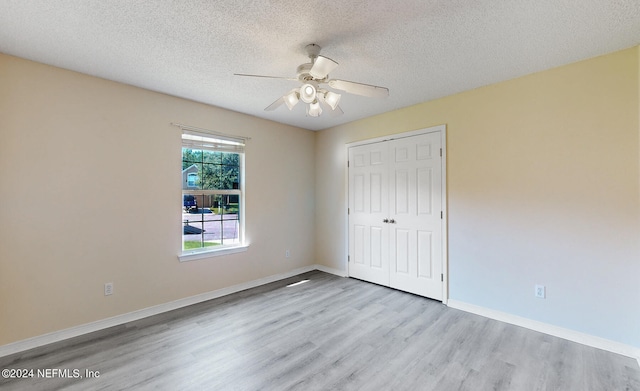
[0,54,316,345]
[315,47,640,347]
[2,46,639,350]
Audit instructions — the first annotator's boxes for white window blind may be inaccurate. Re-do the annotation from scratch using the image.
[181,130,245,153]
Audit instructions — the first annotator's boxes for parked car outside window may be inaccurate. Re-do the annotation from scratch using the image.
[183,195,197,212]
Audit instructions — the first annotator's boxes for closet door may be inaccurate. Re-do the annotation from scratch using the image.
[388,133,443,299]
[348,142,390,286]
[347,130,444,301]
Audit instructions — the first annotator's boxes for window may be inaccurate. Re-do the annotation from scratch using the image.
[186,173,198,187]
[181,130,245,258]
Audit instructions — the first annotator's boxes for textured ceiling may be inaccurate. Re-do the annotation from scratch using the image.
[1,0,639,131]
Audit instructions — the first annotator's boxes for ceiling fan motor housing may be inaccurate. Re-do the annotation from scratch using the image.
[296,63,314,81]
[298,44,328,82]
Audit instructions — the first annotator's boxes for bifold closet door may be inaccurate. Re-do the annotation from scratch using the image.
[348,132,443,300]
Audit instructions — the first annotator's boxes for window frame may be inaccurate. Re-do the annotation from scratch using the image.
[179,129,248,262]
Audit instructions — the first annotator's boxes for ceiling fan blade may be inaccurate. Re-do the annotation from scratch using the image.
[327,79,389,98]
[235,73,297,81]
[264,97,285,111]
[309,55,338,79]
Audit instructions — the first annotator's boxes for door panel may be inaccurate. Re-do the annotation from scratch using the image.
[370,173,383,213]
[353,174,365,213]
[348,143,389,286]
[395,229,410,274]
[389,133,443,299]
[417,168,433,215]
[353,224,365,264]
[395,170,409,214]
[370,226,383,268]
[417,230,433,278]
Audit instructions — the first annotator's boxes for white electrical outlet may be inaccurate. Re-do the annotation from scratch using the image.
[104,282,114,296]
[285,249,290,258]
[535,284,545,299]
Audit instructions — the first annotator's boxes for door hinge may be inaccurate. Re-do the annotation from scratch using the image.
[347,160,350,167]
[441,273,444,282]
[348,255,351,263]
[440,211,443,219]
[348,208,350,215]
[440,148,442,157]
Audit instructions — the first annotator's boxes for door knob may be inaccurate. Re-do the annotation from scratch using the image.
[383,219,389,223]
[389,219,396,224]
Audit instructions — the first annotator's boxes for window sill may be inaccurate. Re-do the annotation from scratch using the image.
[178,244,249,262]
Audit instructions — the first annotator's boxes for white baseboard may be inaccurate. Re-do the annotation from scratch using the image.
[447,299,640,367]
[6,270,636,369]
[0,265,318,359]
[314,264,347,277]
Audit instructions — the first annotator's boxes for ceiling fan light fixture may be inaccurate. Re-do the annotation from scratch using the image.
[323,91,341,110]
[300,83,317,104]
[284,90,299,110]
[307,100,322,117]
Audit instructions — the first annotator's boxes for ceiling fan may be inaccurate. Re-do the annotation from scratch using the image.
[235,44,389,117]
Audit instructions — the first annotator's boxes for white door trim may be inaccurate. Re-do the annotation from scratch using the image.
[345,124,448,303]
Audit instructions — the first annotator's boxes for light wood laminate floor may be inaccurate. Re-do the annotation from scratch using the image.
[1,271,639,390]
